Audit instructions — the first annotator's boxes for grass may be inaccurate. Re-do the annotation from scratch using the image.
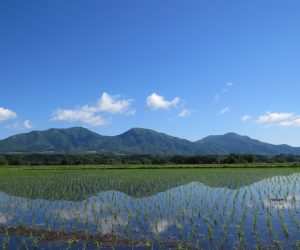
[0,167,299,200]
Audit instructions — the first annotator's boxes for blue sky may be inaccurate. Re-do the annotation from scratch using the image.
[1,0,300,146]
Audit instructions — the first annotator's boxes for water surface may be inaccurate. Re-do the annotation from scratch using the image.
[0,168,299,249]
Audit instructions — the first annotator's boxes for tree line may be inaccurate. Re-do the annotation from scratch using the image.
[0,153,300,166]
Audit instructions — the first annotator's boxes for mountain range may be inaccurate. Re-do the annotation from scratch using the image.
[0,127,299,155]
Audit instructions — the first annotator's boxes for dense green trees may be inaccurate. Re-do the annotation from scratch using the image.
[0,155,8,165]
[0,153,300,166]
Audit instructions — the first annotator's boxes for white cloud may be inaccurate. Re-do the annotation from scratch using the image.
[178,109,191,118]
[255,112,300,127]
[52,108,107,126]
[279,118,300,127]
[23,120,33,129]
[0,107,17,122]
[97,92,132,114]
[241,115,251,122]
[217,107,229,116]
[51,92,133,126]
[146,93,180,110]
[214,82,234,102]
[257,112,294,124]
[5,120,33,130]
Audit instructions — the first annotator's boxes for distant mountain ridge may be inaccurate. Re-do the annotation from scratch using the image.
[0,127,299,155]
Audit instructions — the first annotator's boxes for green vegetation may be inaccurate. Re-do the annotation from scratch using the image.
[0,168,299,249]
[1,153,300,167]
[1,127,300,155]
[0,168,299,200]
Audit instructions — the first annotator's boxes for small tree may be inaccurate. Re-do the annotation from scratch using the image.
[0,155,8,166]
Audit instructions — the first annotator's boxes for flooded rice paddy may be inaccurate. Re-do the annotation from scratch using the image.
[0,168,299,249]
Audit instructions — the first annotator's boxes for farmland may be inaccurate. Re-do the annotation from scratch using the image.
[0,167,300,249]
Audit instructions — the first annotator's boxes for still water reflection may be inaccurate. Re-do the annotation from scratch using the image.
[0,168,299,249]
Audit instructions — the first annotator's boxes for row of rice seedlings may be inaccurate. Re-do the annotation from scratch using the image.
[0,169,300,249]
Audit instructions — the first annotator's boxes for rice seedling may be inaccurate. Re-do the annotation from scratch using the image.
[295,241,300,250]
[0,167,299,249]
